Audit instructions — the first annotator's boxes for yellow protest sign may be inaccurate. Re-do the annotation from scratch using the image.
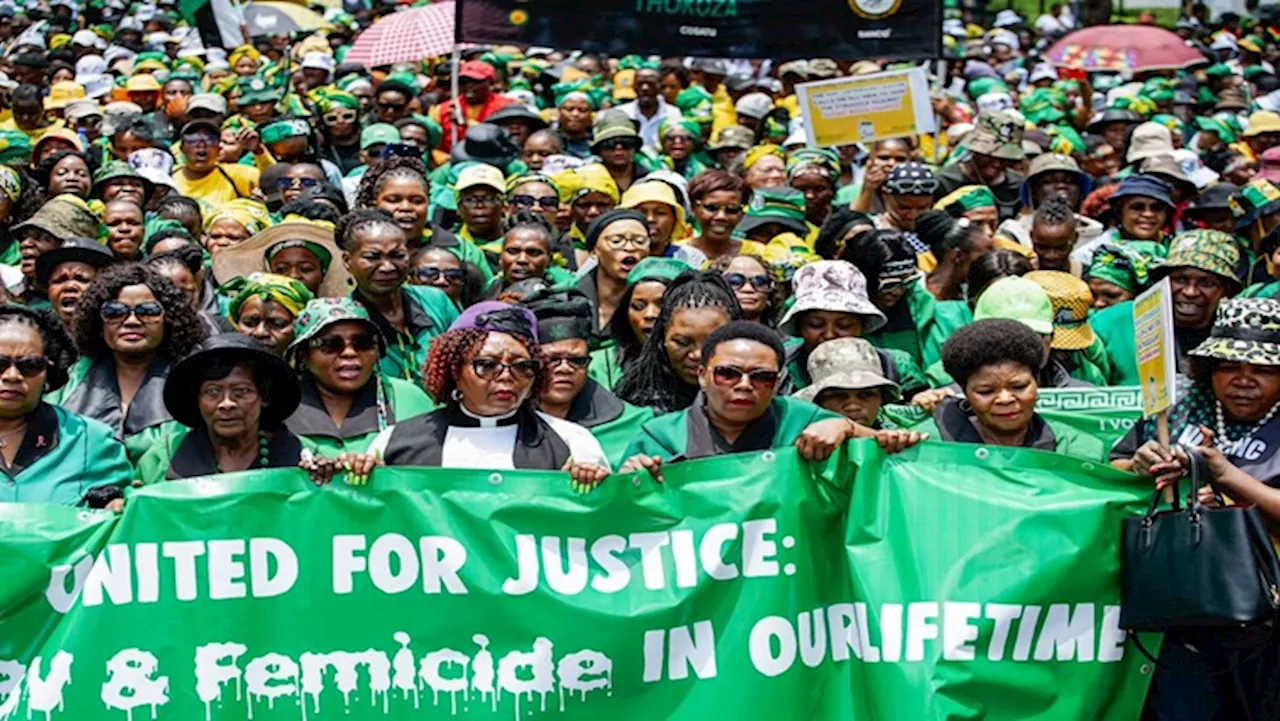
[1133,278,1178,417]
[796,67,935,148]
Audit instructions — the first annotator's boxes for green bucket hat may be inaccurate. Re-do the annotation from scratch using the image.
[92,160,152,199]
[1229,179,1280,230]
[1188,297,1280,366]
[973,276,1054,334]
[1195,116,1237,143]
[735,187,809,238]
[286,297,384,365]
[1155,229,1242,288]
[626,257,692,288]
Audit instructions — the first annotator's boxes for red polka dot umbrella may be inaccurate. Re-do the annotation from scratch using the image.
[1046,25,1207,73]
[344,1,469,69]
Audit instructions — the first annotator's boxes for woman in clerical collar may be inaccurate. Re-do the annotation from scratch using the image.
[368,301,612,487]
[136,333,370,484]
[282,297,436,457]
[0,305,133,507]
[620,321,924,480]
[48,262,207,463]
[519,286,654,469]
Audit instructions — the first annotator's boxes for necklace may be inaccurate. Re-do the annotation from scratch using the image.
[215,430,271,473]
[0,422,29,449]
[1214,399,1280,451]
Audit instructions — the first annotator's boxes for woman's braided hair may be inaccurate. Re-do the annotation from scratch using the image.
[354,155,428,211]
[615,270,741,413]
[424,328,549,406]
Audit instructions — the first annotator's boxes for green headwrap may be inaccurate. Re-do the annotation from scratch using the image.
[221,272,315,322]
[657,117,701,146]
[626,257,691,288]
[1084,243,1158,294]
[265,238,333,274]
[934,185,996,215]
[786,147,840,180]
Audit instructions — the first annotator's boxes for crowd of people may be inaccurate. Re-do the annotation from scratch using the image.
[1,0,1280,715]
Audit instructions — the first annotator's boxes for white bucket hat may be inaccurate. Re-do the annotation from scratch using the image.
[778,261,887,336]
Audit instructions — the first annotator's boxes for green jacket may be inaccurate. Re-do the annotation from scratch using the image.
[910,399,1108,462]
[1089,301,1139,386]
[624,395,839,462]
[865,281,967,370]
[0,403,133,505]
[285,376,437,457]
[588,346,625,390]
[351,285,459,385]
[134,425,307,486]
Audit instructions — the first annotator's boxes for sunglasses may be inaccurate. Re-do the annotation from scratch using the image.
[100,300,164,323]
[712,365,780,390]
[377,101,407,110]
[323,109,357,125]
[597,138,639,151]
[886,179,938,195]
[471,357,541,380]
[415,266,464,283]
[724,272,772,291]
[878,272,922,293]
[1124,201,1166,215]
[699,202,743,215]
[0,354,48,377]
[509,194,559,211]
[460,193,501,209]
[180,134,217,148]
[310,333,378,355]
[275,177,321,191]
[547,355,592,370]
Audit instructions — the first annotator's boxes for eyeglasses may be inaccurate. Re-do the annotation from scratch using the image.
[471,357,541,380]
[698,201,743,215]
[100,300,164,323]
[323,109,357,125]
[547,355,592,370]
[275,177,322,191]
[509,194,560,211]
[415,266,465,283]
[723,272,772,291]
[711,365,780,390]
[460,193,501,209]
[310,333,378,355]
[180,134,217,148]
[600,233,651,250]
[0,354,48,377]
[664,134,695,144]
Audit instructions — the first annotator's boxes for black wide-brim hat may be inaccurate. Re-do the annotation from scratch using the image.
[165,333,301,431]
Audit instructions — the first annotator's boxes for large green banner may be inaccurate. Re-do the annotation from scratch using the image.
[0,441,1154,719]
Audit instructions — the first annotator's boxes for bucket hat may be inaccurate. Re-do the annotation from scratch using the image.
[34,236,114,288]
[1018,152,1093,207]
[590,113,640,149]
[1085,108,1142,133]
[1126,122,1176,164]
[286,297,385,366]
[164,333,302,431]
[13,195,101,239]
[1108,175,1175,210]
[1154,229,1241,289]
[92,160,153,199]
[966,109,1024,161]
[450,122,520,168]
[1188,182,1239,212]
[793,337,901,403]
[972,276,1054,334]
[778,261,887,335]
[485,103,549,132]
[1245,110,1280,137]
[1025,271,1096,350]
[1189,297,1280,366]
[709,125,754,152]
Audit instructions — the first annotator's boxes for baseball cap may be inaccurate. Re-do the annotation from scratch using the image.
[186,93,227,116]
[455,163,505,194]
[459,60,496,82]
[973,276,1054,334]
[360,123,400,149]
[735,92,773,120]
[301,52,333,72]
[180,118,220,137]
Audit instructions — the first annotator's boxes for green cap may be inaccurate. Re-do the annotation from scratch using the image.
[973,276,1054,334]
[626,257,692,288]
[360,122,400,149]
[236,77,280,106]
[735,187,809,238]
[1195,116,1236,143]
[260,119,311,146]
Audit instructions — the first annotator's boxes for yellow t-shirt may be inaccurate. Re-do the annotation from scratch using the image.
[171,163,260,205]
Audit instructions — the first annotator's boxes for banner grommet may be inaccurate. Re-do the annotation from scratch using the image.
[974,448,990,461]
[488,472,503,485]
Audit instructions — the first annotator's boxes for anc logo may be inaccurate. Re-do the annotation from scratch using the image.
[847,0,902,20]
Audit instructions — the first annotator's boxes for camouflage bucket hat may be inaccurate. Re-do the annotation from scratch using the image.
[285,297,385,367]
[966,110,1025,161]
[793,337,901,403]
[1189,297,1280,367]
[1156,229,1242,287]
[12,195,101,239]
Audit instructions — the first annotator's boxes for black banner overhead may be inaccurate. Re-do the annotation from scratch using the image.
[455,0,943,62]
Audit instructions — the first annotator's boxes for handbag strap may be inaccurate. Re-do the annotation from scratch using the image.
[1127,627,1275,679]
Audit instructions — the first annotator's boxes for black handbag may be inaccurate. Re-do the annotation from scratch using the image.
[1120,445,1280,633]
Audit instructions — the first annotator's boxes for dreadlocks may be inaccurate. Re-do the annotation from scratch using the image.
[615,270,741,413]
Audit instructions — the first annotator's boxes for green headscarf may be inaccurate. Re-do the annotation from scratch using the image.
[627,257,691,288]
[222,272,315,322]
[1083,243,1157,294]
